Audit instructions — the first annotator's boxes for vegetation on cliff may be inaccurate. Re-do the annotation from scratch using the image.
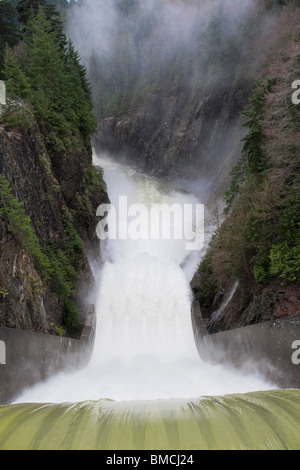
[1,0,299,336]
[0,0,105,334]
[192,4,300,331]
[73,0,297,183]
[86,0,289,120]
[1,2,96,154]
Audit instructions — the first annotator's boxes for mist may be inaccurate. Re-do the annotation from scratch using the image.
[13,153,276,404]
[63,0,284,193]
[66,0,279,102]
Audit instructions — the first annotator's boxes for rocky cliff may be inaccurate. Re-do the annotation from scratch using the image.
[0,107,108,335]
[191,5,300,332]
[88,0,300,333]
[84,0,286,196]
[94,84,249,196]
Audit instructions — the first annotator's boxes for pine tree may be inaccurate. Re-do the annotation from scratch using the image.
[23,6,96,153]
[2,44,31,99]
[0,1,20,69]
[24,7,72,151]
[27,9,67,110]
[17,0,66,46]
[1,1,97,154]
[17,0,47,26]
[64,41,97,143]
[45,3,67,48]
[0,1,19,45]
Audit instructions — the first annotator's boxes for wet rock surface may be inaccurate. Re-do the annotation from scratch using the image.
[94,84,250,196]
[0,119,108,334]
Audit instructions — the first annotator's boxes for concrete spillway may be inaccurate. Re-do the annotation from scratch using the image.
[0,390,299,450]
[0,154,299,450]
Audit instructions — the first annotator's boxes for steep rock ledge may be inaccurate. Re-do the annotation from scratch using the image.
[94,83,250,196]
[0,114,108,335]
[191,11,300,333]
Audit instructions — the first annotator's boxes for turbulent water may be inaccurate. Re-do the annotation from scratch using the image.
[2,153,300,451]
[1,390,300,450]
[14,154,275,404]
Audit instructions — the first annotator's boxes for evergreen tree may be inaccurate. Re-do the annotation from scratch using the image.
[26,8,69,123]
[17,0,67,46]
[1,1,97,153]
[23,6,96,153]
[0,1,20,69]
[2,44,31,99]
[64,41,97,143]
[47,4,67,48]
[17,0,46,26]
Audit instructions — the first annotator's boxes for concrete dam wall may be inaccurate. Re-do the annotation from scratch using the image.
[0,306,96,404]
[192,301,300,389]
[0,300,299,405]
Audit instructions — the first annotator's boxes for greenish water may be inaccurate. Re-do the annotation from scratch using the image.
[0,390,299,450]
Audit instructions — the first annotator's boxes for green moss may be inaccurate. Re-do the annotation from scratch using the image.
[74,164,105,218]
[192,250,218,314]
[224,79,276,213]
[0,175,84,331]
[0,105,34,130]
[269,242,300,283]
[0,174,52,281]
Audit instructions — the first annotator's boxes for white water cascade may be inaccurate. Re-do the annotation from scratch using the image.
[15,154,275,404]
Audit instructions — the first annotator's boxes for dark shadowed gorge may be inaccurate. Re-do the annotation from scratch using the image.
[66,0,300,332]
[1,0,299,335]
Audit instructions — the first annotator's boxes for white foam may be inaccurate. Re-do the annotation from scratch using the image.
[14,154,275,404]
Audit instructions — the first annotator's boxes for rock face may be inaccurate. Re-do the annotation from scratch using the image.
[190,7,300,333]
[0,221,62,334]
[192,277,300,334]
[0,114,108,335]
[82,0,300,336]
[88,0,282,193]
[94,83,249,196]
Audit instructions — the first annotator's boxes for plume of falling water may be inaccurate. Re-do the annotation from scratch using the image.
[14,153,276,404]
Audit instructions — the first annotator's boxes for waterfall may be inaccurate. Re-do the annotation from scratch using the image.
[3,153,300,451]
[13,153,275,404]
